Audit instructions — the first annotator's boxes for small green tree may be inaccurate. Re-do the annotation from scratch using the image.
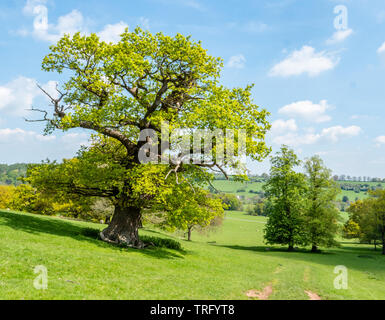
[263,146,308,251]
[217,193,242,211]
[160,186,224,241]
[369,190,385,254]
[255,200,268,216]
[343,219,361,239]
[304,156,341,252]
[345,193,385,254]
[344,200,367,241]
[246,198,266,216]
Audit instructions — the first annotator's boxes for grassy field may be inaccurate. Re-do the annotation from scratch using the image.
[1,209,384,300]
[211,180,385,201]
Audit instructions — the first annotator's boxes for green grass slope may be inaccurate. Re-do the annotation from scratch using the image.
[0,210,384,300]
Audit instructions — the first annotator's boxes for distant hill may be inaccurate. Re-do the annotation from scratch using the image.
[210,178,385,203]
[0,164,28,186]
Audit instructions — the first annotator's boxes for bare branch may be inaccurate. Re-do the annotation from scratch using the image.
[24,107,49,122]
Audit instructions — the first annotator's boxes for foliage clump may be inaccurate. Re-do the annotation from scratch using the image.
[263,146,341,252]
[343,190,385,254]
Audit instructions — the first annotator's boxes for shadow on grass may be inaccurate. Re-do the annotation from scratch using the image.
[0,210,185,260]
[142,228,197,255]
[214,243,385,274]
[216,245,328,255]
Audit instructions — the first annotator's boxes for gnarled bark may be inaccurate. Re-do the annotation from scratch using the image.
[100,201,143,248]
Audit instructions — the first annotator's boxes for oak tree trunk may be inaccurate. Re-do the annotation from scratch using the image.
[311,245,318,253]
[100,201,143,248]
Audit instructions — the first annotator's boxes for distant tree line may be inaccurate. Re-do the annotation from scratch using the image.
[333,175,385,183]
[339,183,382,193]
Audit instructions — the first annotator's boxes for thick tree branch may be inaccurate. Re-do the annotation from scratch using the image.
[54,182,118,198]
[30,84,139,156]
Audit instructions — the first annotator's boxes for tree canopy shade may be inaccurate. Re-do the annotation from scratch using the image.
[27,28,271,247]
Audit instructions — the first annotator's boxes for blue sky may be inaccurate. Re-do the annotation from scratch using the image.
[0,0,385,177]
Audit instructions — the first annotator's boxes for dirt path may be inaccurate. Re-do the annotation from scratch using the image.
[305,290,321,300]
[246,268,320,300]
[246,284,273,300]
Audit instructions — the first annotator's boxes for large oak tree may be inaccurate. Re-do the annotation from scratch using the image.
[27,28,271,247]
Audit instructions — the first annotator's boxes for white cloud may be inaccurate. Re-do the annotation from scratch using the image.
[271,119,298,135]
[326,28,353,45]
[271,125,361,147]
[375,136,385,146]
[98,22,129,43]
[226,54,246,69]
[377,42,385,54]
[278,100,332,123]
[0,77,57,117]
[320,125,362,142]
[0,128,90,152]
[23,0,87,42]
[21,0,128,43]
[0,87,14,108]
[0,128,55,144]
[23,0,46,15]
[269,46,339,77]
[55,10,86,35]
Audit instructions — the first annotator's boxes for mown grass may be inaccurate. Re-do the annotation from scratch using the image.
[0,209,384,300]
